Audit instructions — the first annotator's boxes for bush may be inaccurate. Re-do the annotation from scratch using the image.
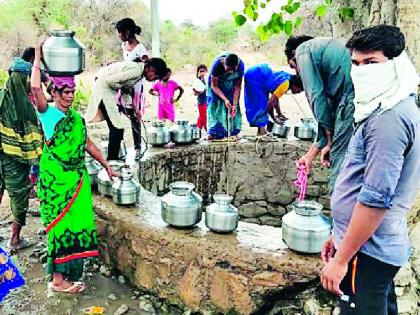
[0,70,9,88]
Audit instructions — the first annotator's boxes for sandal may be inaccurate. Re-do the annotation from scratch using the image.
[7,238,35,250]
[48,281,85,294]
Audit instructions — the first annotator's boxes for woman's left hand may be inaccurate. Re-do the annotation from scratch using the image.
[230,105,237,118]
[105,165,118,180]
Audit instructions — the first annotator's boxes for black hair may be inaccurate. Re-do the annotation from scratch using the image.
[145,58,168,80]
[47,82,65,96]
[116,18,141,37]
[284,35,313,61]
[289,75,303,90]
[346,25,405,59]
[225,54,240,68]
[21,47,35,62]
[196,64,207,78]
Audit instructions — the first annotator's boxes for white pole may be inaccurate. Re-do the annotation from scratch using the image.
[151,0,160,57]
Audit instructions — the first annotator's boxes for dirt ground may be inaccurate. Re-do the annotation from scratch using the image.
[0,51,313,315]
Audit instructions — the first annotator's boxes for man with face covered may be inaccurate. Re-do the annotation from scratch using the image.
[320,25,420,314]
[284,36,355,193]
[86,58,167,160]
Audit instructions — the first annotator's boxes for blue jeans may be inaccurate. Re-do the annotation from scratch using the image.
[340,252,400,315]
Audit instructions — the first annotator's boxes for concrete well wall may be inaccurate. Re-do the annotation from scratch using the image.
[140,140,330,226]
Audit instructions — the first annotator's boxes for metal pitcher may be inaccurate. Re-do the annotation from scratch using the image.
[147,121,170,146]
[190,124,202,141]
[272,122,290,138]
[42,30,85,76]
[161,181,202,228]
[97,160,125,197]
[170,120,192,144]
[294,118,316,141]
[85,155,102,188]
[205,194,239,233]
[111,167,141,205]
[282,200,331,253]
[100,141,127,161]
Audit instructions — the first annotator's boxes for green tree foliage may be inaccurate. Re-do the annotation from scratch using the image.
[234,0,355,40]
[160,18,240,70]
[0,0,241,71]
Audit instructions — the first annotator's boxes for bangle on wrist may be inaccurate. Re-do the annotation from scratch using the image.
[32,65,41,71]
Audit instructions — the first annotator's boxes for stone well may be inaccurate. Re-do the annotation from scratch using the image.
[93,140,331,314]
[139,140,330,227]
[94,192,324,315]
[93,140,420,314]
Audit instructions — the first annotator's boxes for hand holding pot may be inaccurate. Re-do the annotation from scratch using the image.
[105,165,118,181]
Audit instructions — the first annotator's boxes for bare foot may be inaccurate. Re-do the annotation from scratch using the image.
[257,128,268,136]
[49,280,85,294]
[204,135,214,141]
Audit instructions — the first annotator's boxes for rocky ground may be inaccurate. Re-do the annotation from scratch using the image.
[0,194,187,315]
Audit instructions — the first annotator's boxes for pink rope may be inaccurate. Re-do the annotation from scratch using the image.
[294,161,308,201]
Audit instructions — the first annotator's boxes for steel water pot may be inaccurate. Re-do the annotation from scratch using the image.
[97,160,125,197]
[170,120,192,144]
[147,121,170,146]
[294,118,316,141]
[85,155,102,188]
[272,122,290,138]
[161,181,202,228]
[282,200,331,253]
[206,194,239,233]
[42,30,85,76]
[111,167,141,205]
[99,141,127,161]
[190,124,202,141]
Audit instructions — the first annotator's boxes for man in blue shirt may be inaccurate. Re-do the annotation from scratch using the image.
[320,25,420,314]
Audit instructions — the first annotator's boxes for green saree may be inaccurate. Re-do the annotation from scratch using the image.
[37,109,98,280]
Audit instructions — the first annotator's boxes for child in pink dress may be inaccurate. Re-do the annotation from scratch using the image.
[150,69,184,122]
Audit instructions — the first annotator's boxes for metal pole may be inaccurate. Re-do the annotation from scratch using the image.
[151,0,160,57]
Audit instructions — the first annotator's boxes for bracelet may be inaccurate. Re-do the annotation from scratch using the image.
[32,65,41,71]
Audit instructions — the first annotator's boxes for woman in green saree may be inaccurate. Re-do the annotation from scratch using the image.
[31,44,117,294]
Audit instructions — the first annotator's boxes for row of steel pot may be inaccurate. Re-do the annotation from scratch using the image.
[160,181,331,253]
[147,120,201,146]
[272,118,317,140]
[85,156,141,206]
[161,181,240,233]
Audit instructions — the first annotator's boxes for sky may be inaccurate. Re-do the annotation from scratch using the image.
[146,0,286,27]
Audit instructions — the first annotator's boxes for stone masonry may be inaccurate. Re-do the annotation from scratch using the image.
[140,139,330,227]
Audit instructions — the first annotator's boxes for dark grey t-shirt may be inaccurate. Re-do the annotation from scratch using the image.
[331,95,420,266]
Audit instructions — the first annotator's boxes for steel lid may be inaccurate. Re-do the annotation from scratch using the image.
[50,30,75,37]
[169,181,195,196]
[292,200,323,216]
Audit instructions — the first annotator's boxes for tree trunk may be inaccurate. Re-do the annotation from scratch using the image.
[395,0,420,70]
[331,0,419,70]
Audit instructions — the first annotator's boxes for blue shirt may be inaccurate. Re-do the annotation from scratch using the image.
[38,105,66,140]
[331,95,420,266]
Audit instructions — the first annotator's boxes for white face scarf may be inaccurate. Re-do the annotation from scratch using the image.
[351,51,420,123]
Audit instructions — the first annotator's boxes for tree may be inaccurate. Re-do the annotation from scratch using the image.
[235,0,420,70]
